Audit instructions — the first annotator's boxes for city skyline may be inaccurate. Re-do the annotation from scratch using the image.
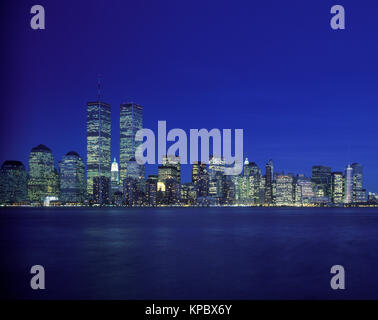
[0,93,377,202]
[0,128,376,206]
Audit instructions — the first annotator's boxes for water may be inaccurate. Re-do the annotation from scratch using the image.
[1,207,378,300]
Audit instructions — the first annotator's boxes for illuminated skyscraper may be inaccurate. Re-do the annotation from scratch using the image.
[93,176,110,205]
[0,160,28,204]
[344,164,353,204]
[146,175,158,206]
[244,159,261,204]
[294,174,314,205]
[331,171,344,204]
[120,102,143,185]
[208,156,224,199]
[111,158,120,185]
[265,159,274,204]
[123,177,140,206]
[86,101,111,197]
[162,155,181,183]
[28,144,59,203]
[181,182,197,205]
[192,161,208,197]
[59,151,86,203]
[312,165,332,198]
[275,173,294,205]
[351,163,366,202]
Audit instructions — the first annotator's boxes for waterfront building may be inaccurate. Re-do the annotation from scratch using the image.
[295,174,315,205]
[181,182,197,205]
[312,165,332,199]
[163,178,180,205]
[0,160,28,204]
[275,173,294,205]
[86,101,111,197]
[351,163,366,203]
[331,172,344,204]
[208,156,224,200]
[28,144,59,203]
[120,102,143,185]
[146,175,158,206]
[59,151,86,204]
[162,155,181,184]
[243,159,261,204]
[123,177,143,206]
[344,164,353,204]
[93,176,110,205]
[265,159,274,204]
[221,175,235,205]
[192,161,209,198]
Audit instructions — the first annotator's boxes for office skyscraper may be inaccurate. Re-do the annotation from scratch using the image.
[59,151,86,203]
[162,155,181,184]
[351,163,366,202]
[0,160,28,204]
[244,159,261,204]
[111,158,120,185]
[275,173,294,205]
[294,174,314,205]
[331,171,344,204]
[93,176,110,205]
[86,100,111,197]
[208,156,224,199]
[146,175,158,206]
[28,144,59,203]
[312,165,332,198]
[344,164,353,204]
[120,102,143,185]
[192,161,209,198]
[265,159,274,204]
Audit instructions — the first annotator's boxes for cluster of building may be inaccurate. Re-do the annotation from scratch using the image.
[0,99,377,207]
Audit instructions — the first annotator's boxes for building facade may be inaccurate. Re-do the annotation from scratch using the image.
[0,160,28,204]
[331,171,344,204]
[28,144,59,203]
[59,151,86,203]
[86,101,111,197]
[120,103,143,185]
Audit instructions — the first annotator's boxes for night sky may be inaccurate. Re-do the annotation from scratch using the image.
[1,0,377,192]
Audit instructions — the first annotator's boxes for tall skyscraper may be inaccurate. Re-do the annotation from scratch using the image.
[93,176,110,205]
[120,102,143,185]
[244,159,261,204]
[28,144,59,203]
[59,151,86,203]
[208,156,225,199]
[344,164,353,204]
[275,173,294,205]
[294,174,314,205]
[0,160,28,204]
[351,163,366,202]
[111,158,120,185]
[181,182,197,205]
[192,161,209,198]
[312,165,332,198]
[331,171,344,204]
[86,100,111,197]
[162,155,181,183]
[265,159,274,204]
[146,175,158,206]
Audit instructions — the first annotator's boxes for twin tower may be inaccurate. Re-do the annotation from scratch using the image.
[86,101,143,198]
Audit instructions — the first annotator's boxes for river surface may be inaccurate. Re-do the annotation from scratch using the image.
[1,207,377,299]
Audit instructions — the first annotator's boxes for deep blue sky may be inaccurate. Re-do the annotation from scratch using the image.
[1,0,377,192]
